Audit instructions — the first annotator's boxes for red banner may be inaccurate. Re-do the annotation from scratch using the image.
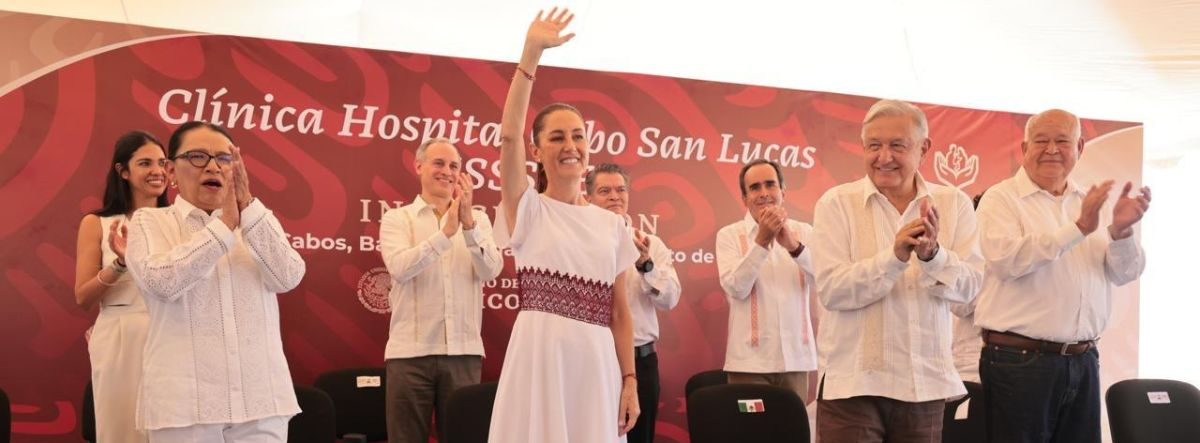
[0,12,1141,443]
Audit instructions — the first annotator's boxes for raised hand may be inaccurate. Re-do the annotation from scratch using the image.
[894,217,926,262]
[108,219,128,264]
[457,172,476,230]
[754,206,783,248]
[442,197,461,238]
[219,180,240,230]
[1076,180,1114,235]
[915,200,940,261]
[525,7,576,51]
[1109,182,1151,239]
[230,145,253,211]
[633,229,652,265]
[773,207,802,252]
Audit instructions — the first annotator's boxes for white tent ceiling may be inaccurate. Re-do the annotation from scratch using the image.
[4,0,1199,159]
[5,0,1200,387]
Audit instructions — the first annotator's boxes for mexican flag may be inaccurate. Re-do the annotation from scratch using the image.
[737,398,766,413]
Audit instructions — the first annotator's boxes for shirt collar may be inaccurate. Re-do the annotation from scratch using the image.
[860,172,933,208]
[172,195,219,219]
[1015,167,1083,198]
[742,211,757,227]
[408,194,432,215]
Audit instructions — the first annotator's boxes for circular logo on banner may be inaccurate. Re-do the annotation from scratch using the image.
[357,267,392,314]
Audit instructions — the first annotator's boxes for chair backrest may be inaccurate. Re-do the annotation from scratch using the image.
[942,381,984,443]
[289,385,337,443]
[443,382,499,443]
[1,387,11,443]
[81,382,95,443]
[1106,378,1200,443]
[687,383,809,443]
[685,370,727,399]
[313,367,387,442]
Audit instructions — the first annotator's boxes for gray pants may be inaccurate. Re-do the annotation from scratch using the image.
[385,355,482,443]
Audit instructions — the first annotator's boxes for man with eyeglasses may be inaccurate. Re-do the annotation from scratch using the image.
[973,109,1150,443]
[810,99,983,441]
[378,138,502,443]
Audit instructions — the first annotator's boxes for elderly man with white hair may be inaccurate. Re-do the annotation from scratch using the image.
[974,109,1150,443]
[811,99,984,441]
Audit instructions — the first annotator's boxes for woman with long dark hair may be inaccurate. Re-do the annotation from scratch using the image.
[488,9,640,442]
[73,130,170,442]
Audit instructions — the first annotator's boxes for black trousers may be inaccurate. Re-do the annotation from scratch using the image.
[627,351,660,443]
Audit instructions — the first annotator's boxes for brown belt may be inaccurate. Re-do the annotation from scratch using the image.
[982,330,1095,356]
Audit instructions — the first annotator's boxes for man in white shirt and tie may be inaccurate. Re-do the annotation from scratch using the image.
[378,137,503,443]
[585,163,682,443]
[811,99,983,441]
[715,158,817,402]
[974,109,1149,443]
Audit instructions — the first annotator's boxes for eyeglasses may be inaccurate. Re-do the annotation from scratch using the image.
[174,150,233,168]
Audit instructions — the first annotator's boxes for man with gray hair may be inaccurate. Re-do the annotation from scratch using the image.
[811,99,983,440]
[378,138,503,443]
[974,109,1149,442]
[585,163,681,443]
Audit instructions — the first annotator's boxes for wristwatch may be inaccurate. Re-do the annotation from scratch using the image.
[636,259,654,274]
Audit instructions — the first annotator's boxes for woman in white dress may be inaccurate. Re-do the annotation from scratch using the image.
[488,8,640,442]
[74,130,170,443]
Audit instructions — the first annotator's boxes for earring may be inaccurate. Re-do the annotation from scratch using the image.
[170,181,177,188]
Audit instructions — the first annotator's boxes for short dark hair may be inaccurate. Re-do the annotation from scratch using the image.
[738,159,785,197]
[584,163,630,195]
[94,131,169,216]
[168,121,235,159]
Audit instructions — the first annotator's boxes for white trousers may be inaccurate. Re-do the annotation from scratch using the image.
[147,416,290,443]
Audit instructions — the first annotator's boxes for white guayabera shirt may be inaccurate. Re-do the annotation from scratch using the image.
[715,213,818,374]
[974,168,1145,343]
[812,175,983,402]
[623,229,682,347]
[379,195,504,360]
[127,197,306,430]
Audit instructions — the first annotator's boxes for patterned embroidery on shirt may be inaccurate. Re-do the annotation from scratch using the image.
[132,209,222,302]
[517,267,614,327]
[855,202,886,372]
[736,233,761,347]
[179,211,232,422]
[242,213,304,292]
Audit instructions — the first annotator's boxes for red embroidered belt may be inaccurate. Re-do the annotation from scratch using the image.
[517,267,614,327]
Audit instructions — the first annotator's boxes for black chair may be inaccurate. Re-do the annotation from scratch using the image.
[687,384,809,443]
[81,382,96,443]
[313,367,387,442]
[1106,378,1200,443]
[942,381,984,443]
[443,382,499,443]
[1,387,11,443]
[685,369,727,399]
[289,385,337,443]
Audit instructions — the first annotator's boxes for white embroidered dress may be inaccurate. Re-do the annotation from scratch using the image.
[126,197,305,430]
[488,188,638,443]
